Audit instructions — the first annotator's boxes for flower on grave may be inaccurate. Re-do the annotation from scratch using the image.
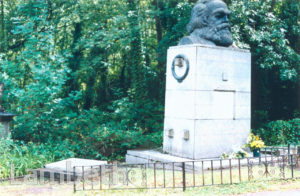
[220,149,248,159]
[250,140,265,150]
[246,133,265,151]
[235,149,248,159]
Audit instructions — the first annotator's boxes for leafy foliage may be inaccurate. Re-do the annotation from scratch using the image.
[254,118,300,146]
[0,137,74,179]
[229,0,300,127]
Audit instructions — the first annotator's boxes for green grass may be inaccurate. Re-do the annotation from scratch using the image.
[1,156,300,195]
[73,162,300,190]
[0,137,74,179]
[1,178,300,196]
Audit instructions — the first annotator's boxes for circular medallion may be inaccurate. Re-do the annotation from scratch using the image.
[171,54,189,83]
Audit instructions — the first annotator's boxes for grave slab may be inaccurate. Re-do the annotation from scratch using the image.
[44,158,107,176]
[126,149,272,172]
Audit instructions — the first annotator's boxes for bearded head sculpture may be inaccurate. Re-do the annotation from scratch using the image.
[179,0,233,47]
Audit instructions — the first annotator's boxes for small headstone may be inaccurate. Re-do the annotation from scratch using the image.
[45,158,107,175]
[0,82,15,138]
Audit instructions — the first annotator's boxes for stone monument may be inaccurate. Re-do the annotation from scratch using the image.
[163,0,250,159]
[0,82,15,138]
[163,44,251,159]
[126,0,251,162]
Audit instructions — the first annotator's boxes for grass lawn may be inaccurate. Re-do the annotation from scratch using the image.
[0,178,300,195]
[1,156,299,195]
[72,161,300,190]
[1,162,300,196]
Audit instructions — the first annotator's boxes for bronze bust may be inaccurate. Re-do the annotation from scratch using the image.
[179,0,234,47]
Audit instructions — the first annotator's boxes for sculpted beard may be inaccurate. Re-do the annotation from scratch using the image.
[201,23,233,47]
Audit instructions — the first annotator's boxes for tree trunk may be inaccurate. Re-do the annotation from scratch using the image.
[270,0,276,11]
[153,0,162,43]
[65,22,82,98]
[127,0,143,93]
[0,0,5,52]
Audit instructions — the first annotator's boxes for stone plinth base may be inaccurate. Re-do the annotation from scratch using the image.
[126,149,192,164]
[126,149,266,172]
[163,44,251,159]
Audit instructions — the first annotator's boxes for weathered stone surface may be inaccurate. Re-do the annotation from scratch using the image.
[45,158,107,174]
[163,118,196,158]
[0,112,15,138]
[126,150,191,164]
[0,82,15,138]
[193,119,250,158]
[0,122,9,138]
[166,45,251,92]
[126,149,269,171]
[166,46,197,91]
[163,44,251,159]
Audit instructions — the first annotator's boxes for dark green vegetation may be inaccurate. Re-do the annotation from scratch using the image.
[256,118,300,146]
[0,137,74,178]
[0,0,299,162]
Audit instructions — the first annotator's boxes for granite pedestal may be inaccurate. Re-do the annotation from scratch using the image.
[163,44,251,159]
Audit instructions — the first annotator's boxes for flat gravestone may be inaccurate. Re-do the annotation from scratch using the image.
[45,158,107,175]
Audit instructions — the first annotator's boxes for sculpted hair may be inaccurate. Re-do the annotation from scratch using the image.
[187,0,222,34]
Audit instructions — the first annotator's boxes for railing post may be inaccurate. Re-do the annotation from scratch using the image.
[229,159,232,184]
[238,159,241,182]
[100,165,102,190]
[259,151,261,164]
[247,158,250,181]
[282,155,286,179]
[108,165,112,189]
[192,161,195,187]
[202,161,205,186]
[82,166,85,190]
[145,163,148,188]
[271,147,273,163]
[91,166,94,190]
[163,163,166,188]
[211,160,214,185]
[220,160,223,184]
[73,166,76,193]
[288,144,291,164]
[264,147,267,162]
[154,163,156,188]
[291,155,294,178]
[172,162,175,188]
[182,162,186,191]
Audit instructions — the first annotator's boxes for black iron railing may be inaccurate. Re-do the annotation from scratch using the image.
[73,154,300,193]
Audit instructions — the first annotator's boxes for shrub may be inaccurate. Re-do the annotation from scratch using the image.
[65,119,163,161]
[254,118,300,146]
[11,93,164,161]
[0,137,74,179]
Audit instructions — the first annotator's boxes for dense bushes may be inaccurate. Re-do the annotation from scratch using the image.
[12,102,163,161]
[254,118,300,146]
[59,107,163,161]
[69,121,162,161]
[0,137,74,179]
[67,98,163,160]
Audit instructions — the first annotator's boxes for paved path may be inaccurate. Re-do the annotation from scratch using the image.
[237,189,300,196]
